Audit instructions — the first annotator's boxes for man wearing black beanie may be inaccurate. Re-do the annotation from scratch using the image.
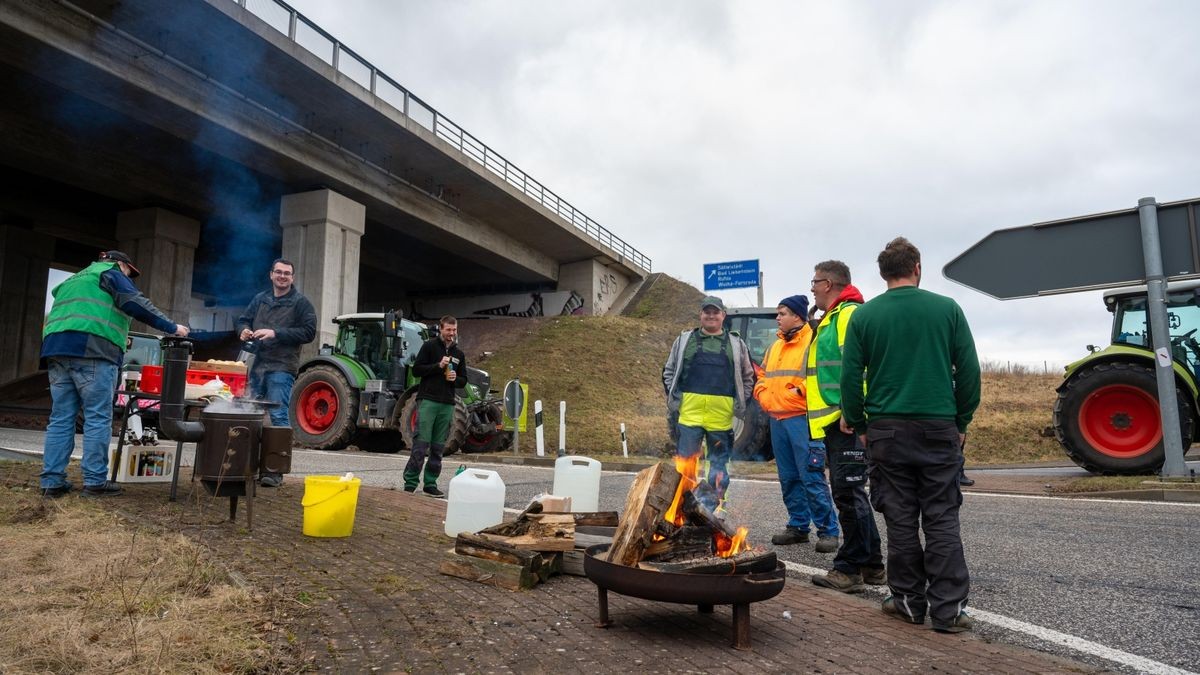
[753,294,840,552]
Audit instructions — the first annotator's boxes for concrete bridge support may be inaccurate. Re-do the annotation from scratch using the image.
[558,260,633,316]
[0,226,54,383]
[280,189,366,360]
[116,208,201,329]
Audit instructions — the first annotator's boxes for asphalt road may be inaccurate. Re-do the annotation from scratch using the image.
[3,428,1197,674]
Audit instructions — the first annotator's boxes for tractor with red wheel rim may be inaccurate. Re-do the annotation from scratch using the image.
[1054,281,1200,474]
[289,310,509,455]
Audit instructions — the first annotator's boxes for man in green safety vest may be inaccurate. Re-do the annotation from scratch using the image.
[806,260,886,594]
[40,251,189,498]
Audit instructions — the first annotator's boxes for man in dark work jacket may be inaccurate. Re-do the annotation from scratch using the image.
[403,315,466,497]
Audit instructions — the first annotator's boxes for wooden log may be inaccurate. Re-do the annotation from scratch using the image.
[560,550,586,576]
[504,514,576,551]
[638,549,777,575]
[439,550,540,590]
[574,526,616,549]
[681,491,738,539]
[573,512,619,527]
[478,500,545,537]
[455,533,540,567]
[642,526,713,561]
[608,462,682,567]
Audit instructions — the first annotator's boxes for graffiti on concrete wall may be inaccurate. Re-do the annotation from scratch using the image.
[410,290,585,320]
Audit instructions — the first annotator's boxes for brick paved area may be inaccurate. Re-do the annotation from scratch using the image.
[7,464,1097,674]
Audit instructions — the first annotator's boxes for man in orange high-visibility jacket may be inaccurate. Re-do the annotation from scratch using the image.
[753,295,839,551]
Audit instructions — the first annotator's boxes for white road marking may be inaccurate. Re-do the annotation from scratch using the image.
[783,559,1198,675]
[962,491,1200,507]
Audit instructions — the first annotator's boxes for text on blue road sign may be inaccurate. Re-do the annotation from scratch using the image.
[703,259,760,291]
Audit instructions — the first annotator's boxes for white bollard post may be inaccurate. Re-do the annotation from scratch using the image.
[558,400,567,457]
[620,422,628,458]
[534,400,545,457]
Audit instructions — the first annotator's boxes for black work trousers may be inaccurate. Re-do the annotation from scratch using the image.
[866,418,969,624]
[824,422,883,575]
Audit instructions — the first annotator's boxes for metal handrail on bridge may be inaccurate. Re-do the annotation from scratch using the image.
[235,0,652,273]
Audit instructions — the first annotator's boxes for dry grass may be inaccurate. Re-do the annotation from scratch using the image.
[0,485,295,674]
[967,372,1065,465]
[1055,475,1200,493]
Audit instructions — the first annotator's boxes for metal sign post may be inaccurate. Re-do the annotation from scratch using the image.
[945,196,1199,477]
[1138,198,1188,477]
[503,377,524,455]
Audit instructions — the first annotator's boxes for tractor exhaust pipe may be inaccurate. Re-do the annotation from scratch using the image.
[158,337,204,442]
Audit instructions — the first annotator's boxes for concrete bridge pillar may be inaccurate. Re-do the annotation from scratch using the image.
[280,189,366,360]
[116,208,200,329]
[0,226,55,383]
[558,260,632,315]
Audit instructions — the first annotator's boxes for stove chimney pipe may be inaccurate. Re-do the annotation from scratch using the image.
[158,336,204,442]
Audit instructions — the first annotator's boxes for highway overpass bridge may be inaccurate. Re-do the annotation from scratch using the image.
[0,0,650,383]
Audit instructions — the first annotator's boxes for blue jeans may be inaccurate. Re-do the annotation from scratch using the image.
[41,357,118,488]
[249,370,295,427]
[771,415,839,537]
[675,424,733,509]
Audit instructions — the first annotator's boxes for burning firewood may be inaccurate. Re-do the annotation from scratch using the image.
[607,463,682,566]
[638,550,778,575]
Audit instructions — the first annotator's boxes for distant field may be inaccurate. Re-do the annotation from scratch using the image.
[475,274,1069,466]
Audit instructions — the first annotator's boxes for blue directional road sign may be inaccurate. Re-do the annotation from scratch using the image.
[703,259,760,291]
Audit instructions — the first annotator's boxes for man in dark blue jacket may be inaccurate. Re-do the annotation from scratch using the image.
[237,258,317,487]
[41,250,189,498]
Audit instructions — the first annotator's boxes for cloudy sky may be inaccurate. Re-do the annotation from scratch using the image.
[283,0,1200,369]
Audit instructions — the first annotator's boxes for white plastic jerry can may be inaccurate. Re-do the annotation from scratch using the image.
[444,468,506,537]
[552,455,602,512]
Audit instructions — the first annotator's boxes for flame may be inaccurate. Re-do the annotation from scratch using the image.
[661,456,753,558]
[715,526,749,557]
[663,454,700,525]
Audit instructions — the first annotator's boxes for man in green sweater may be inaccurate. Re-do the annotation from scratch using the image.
[840,237,980,634]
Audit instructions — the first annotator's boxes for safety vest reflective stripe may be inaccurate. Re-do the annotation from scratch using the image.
[763,369,805,378]
[806,301,859,439]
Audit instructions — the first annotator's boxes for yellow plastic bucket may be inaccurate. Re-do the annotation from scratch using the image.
[301,475,362,537]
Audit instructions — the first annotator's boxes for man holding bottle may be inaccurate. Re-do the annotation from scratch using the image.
[403,316,466,497]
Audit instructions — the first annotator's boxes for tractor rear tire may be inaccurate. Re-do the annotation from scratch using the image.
[732,399,773,461]
[291,366,357,450]
[1054,361,1193,475]
[399,396,467,457]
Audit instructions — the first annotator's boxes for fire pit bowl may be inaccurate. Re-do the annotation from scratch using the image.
[584,543,786,650]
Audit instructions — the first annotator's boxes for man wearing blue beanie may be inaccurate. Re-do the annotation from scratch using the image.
[753,294,840,551]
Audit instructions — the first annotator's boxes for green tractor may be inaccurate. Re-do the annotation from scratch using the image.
[289,311,509,455]
[1054,280,1200,474]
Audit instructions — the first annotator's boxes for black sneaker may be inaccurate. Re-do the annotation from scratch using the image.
[959,475,976,486]
[770,527,809,545]
[403,485,416,493]
[423,485,445,498]
[259,474,283,488]
[41,482,74,499]
[81,480,123,498]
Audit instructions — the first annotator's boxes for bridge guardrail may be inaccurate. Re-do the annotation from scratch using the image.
[237,0,651,273]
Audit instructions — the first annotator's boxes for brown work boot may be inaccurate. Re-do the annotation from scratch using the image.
[811,569,865,593]
[814,535,839,553]
[862,566,887,586]
[933,611,974,634]
[770,527,809,545]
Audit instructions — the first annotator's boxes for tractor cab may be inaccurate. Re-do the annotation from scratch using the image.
[330,314,423,382]
[1106,280,1200,377]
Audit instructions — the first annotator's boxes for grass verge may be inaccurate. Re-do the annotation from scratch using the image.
[0,481,298,674]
